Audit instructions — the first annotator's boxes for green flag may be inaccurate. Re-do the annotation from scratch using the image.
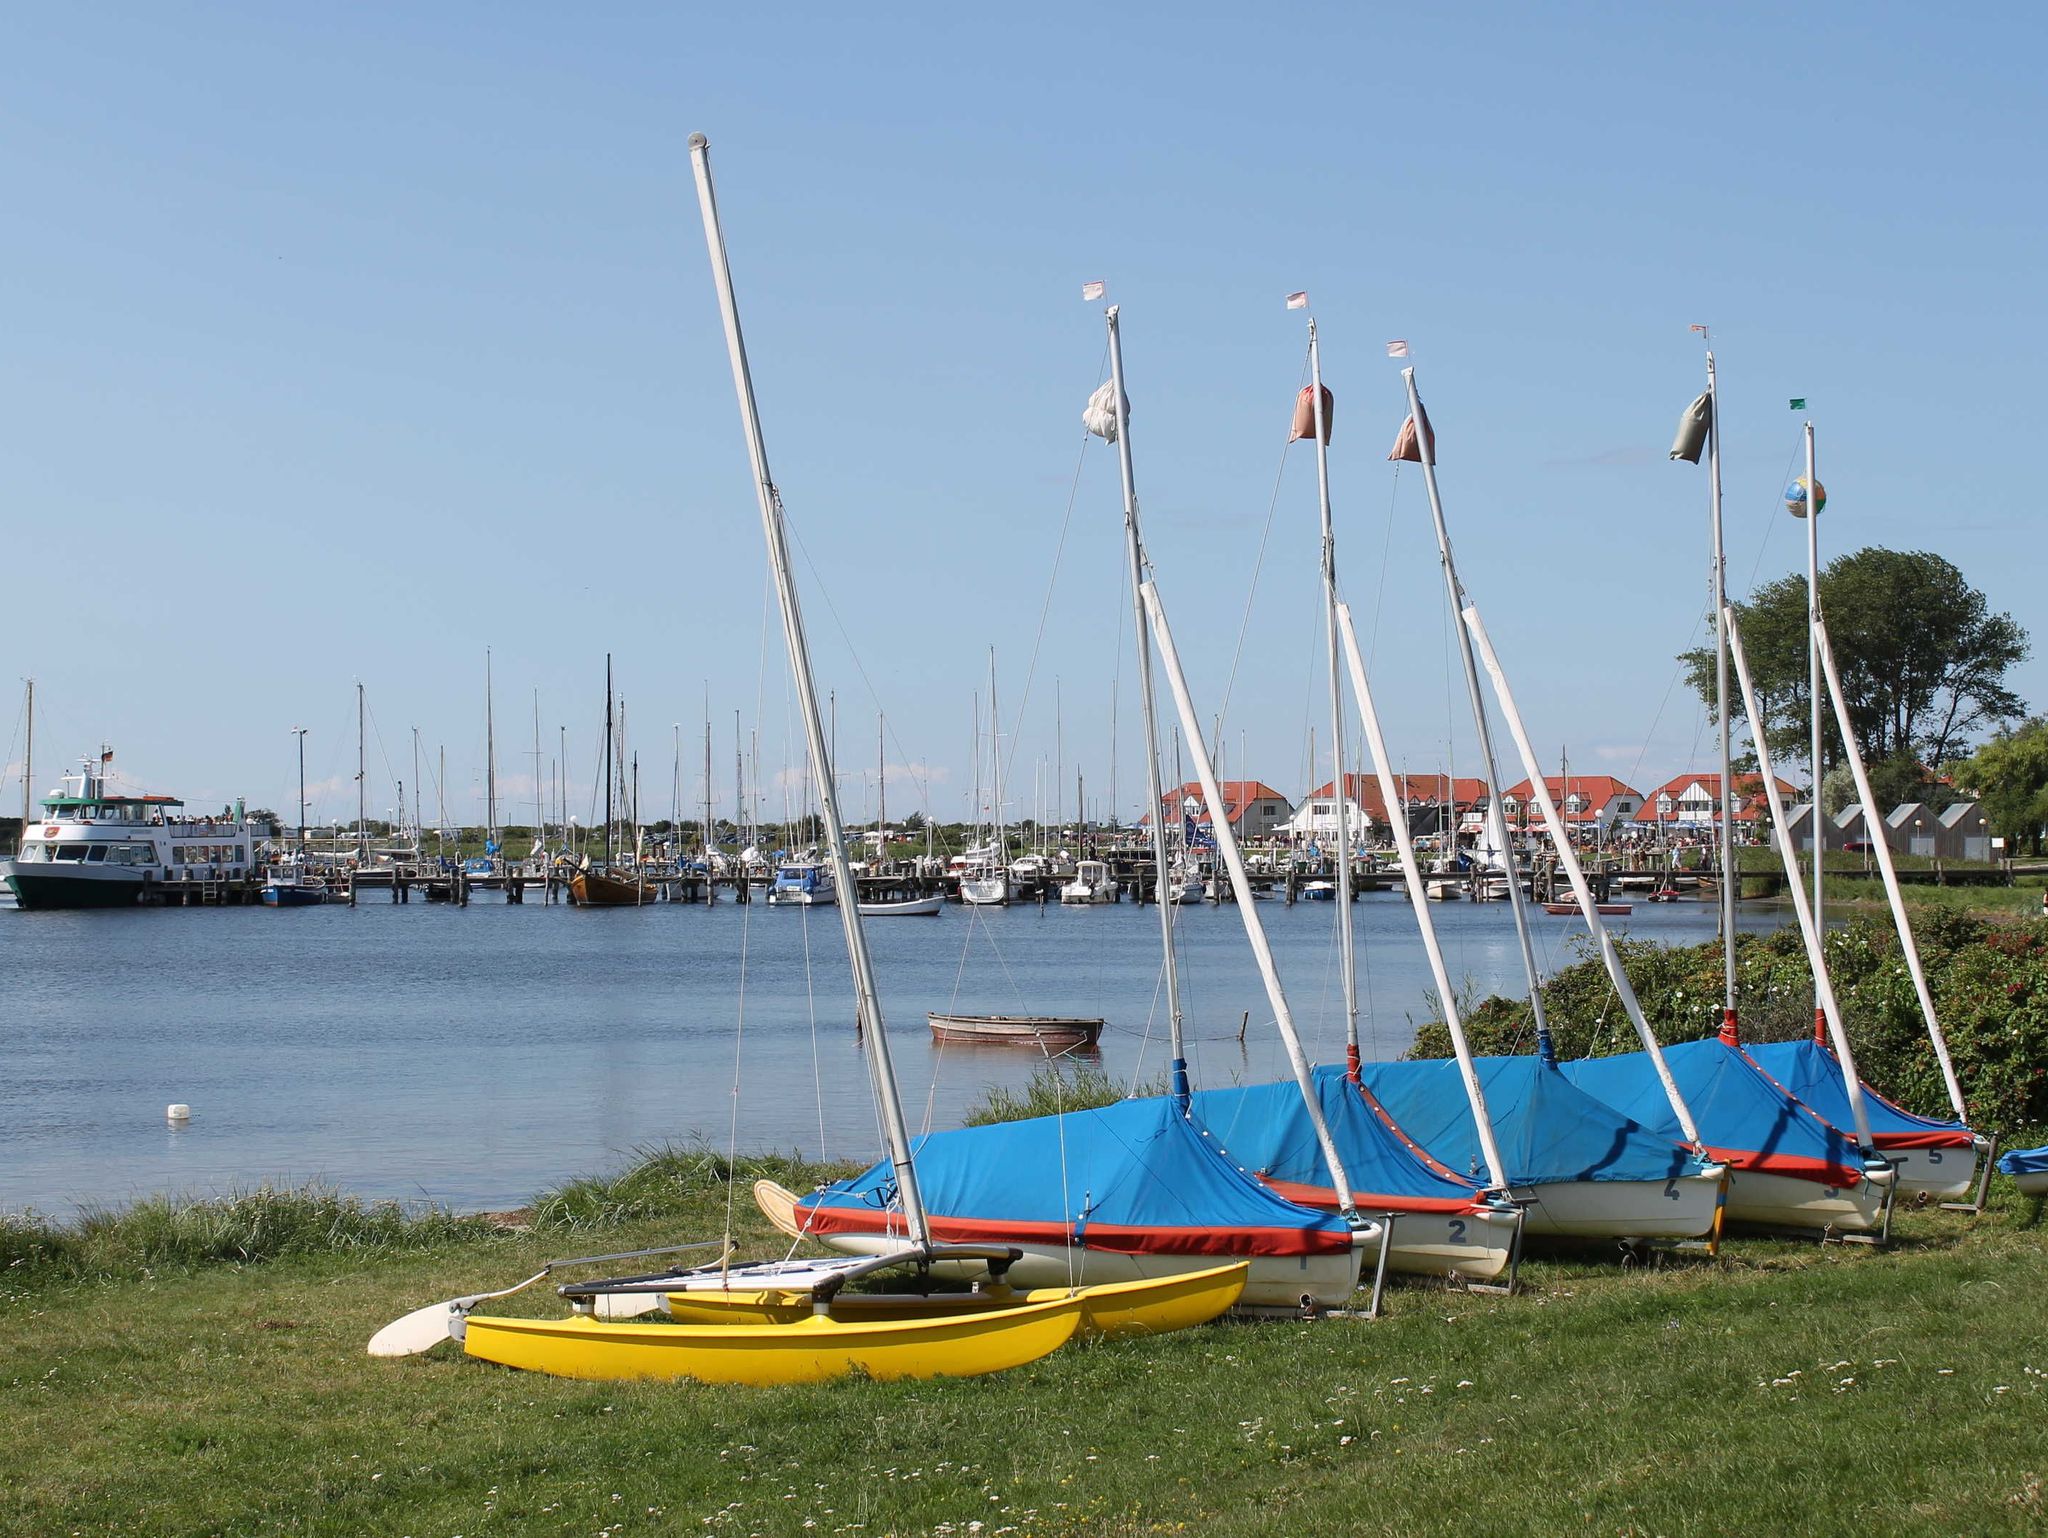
[1789,397,1807,410]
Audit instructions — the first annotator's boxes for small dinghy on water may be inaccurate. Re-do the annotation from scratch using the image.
[1362,1056,1723,1242]
[927,1013,1103,1050]
[1744,1033,1981,1201]
[858,894,943,917]
[1999,1145,2048,1198]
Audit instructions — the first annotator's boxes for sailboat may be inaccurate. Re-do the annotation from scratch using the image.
[759,301,1380,1309]
[2000,1144,2048,1198]
[372,136,1248,1383]
[959,651,1013,905]
[569,657,658,907]
[1556,383,1890,1235]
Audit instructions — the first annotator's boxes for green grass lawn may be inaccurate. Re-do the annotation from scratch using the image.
[5,1159,2047,1538]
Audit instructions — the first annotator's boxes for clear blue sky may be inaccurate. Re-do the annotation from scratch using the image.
[4,4,2042,829]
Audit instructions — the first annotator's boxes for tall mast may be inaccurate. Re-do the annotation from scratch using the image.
[1103,304,1188,1101]
[437,743,445,845]
[1804,422,1824,964]
[690,130,929,1246]
[411,727,422,845]
[876,712,886,845]
[705,693,716,872]
[1304,317,1361,1072]
[733,710,743,852]
[603,655,615,867]
[533,692,543,855]
[988,651,1004,886]
[355,682,367,860]
[1401,367,1552,1055]
[20,678,32,849]
[1706,350,1738,1024]
[1054,677,1062,846]
[485,649,497,849]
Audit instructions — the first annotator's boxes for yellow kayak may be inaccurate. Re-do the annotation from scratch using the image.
[461,1292,1084,1384]
[663,1260,1250,1337]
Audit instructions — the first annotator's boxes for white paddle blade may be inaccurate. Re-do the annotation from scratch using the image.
[367,1269,552,1357]
[367,1300,467,1357]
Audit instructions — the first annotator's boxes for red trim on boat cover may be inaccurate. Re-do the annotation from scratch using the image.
[793,1201,1354,1257]
[1259,1177,1484,1216]
[1703,1145,1862,1188]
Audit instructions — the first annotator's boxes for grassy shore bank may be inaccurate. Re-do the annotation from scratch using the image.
[5,1150,2046,1537]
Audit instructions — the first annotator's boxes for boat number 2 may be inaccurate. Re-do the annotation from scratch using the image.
[1663,1179,1681,1201]
[1447,1219,1467,1244]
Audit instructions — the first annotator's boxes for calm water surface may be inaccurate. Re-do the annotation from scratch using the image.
[0,892,1788,1215]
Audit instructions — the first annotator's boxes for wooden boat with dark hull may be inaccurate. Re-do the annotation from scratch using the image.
[569,868,658,906]
[927,1013,1104,1050]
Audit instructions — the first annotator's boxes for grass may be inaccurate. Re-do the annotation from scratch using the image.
[961,1065,1170,1127]
[3,1154,2046,1537]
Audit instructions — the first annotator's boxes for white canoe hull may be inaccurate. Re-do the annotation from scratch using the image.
[959,877,1011,905]
[2012,1169,2048,1197]
[1511,1172,1723,1242]
[858,896,943,917]
[801,1230,1366,1310]
[1723,1167,1884,1232]
[1882,1146,1978,1201]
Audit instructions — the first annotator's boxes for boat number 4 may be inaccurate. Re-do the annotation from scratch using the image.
[1663,1179,1681,1201]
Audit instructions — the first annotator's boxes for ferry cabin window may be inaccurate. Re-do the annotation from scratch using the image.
[86,845,108,861]
[54,845,89,861]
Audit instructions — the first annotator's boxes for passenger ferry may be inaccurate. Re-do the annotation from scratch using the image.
[2,757,264,909]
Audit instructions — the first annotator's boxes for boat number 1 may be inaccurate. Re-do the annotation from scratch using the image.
[1447,1220,1467,1244]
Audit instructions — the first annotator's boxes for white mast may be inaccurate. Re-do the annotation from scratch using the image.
[1706,350,1740,1029]
[356,682,367,861]
[1815,615,1969,1122]
[1141,579,1365,1215]
[1726,606,1880,1155]
[1102,304,1189,1100]
[1304,317,1361,1072]
[1334,602,1512,1189]
[20,678,32,850]
[1802,422,1826,991]
[1461,603,1705,1148]
[689,131,929,1246]
[533,692,544,856]
[1399,367,1554,1055]
[988,650,1006,896]
[485,649,498,852]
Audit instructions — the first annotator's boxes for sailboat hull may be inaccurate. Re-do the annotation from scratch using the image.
[1282,1199,1515,1281]
[1513,1172,1723,1242]
[1722,1167,1884,1232]
[569,870,657,906]
[1884,1146,1978,1201]
[460,1295,1083,1383]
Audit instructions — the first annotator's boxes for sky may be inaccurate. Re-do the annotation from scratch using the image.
[3,4,2044,832]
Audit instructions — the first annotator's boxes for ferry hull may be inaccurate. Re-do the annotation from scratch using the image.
[0,866,148,909]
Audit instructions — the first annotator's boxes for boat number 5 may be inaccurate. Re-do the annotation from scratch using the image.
[1447,1219,1467,1244]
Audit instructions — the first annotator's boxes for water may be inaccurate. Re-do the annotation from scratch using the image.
[0,891,1786,1216]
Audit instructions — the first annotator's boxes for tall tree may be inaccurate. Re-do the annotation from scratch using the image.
[1683,547,2027,776]
[1960,718,2048,856]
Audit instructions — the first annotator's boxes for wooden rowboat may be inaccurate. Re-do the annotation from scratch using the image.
[858,894,944,917]
[570,868,658,906]
[1543,901,1631,916]
[927,1012,1104,1049]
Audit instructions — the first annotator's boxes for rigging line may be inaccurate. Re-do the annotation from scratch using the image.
[723,836,756,1253]
[1621,613,1709,797]
[797,898,830,1161]
[1207,346,1311,756]
[998,429,1097,794]
[1741,434,1808,596]
[997,336,1112,792]
[1368,464,1403,668]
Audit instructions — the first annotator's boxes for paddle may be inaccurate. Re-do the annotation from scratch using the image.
[367,1240,737,1358]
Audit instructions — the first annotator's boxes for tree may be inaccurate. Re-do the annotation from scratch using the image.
[1818,753,1957,817]
[1959,718,2048,856]
[1684,547,2027,776]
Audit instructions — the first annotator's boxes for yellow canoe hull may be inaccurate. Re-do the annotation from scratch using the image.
[461,1293,1083,1384]
[663,1260,1250,1338]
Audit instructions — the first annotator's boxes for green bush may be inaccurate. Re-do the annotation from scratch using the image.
[531,1143,834,1230]
[961,1065,1168,1126]
[1408,913,2048,1131]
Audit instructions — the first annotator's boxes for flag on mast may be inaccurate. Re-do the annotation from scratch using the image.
[1385,339,1410,358]
[1081,280,1106,302]
[1285,291,1309,310]
[1789,397,1807,410]
[1689,323,1709,337]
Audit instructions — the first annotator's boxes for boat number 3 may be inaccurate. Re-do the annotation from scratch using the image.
[1447,1219,1467,1244]
[1663,1179,1681,1201]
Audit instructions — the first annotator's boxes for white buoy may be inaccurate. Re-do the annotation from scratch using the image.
[166,1103,191,1122]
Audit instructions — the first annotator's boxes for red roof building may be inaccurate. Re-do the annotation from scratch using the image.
[1633,772,1798,828]
[1499,774,1642,830]
[1143,780,1295,835]
[1287,772,1488,837]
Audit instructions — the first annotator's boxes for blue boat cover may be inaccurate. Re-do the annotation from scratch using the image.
[1562,1037,1867,1187]
[1190,1066,1486,1212]
[793,1092,1355,1257]
[1997,1144,2048,1177]
[1743,1039,1974,1148]
[1363,1056,1708,1186]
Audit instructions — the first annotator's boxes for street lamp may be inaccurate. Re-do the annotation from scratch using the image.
[290,727,309,850]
